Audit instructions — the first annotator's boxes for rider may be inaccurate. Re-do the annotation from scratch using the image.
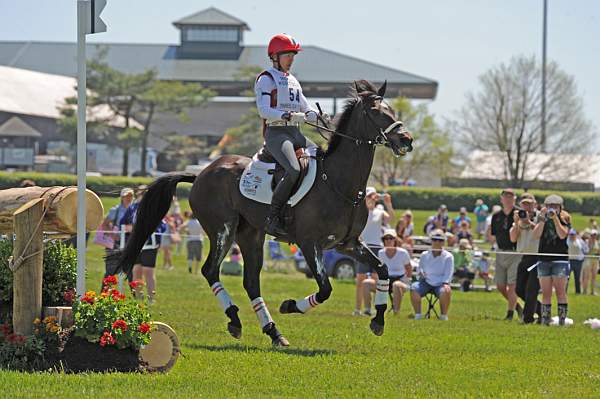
[255,33,330,237]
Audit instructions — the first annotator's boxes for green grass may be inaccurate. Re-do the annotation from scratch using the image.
[1,199,599,398]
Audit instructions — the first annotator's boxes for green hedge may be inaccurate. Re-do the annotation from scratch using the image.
[1,172,599,214]
[385,186,600,215]
[0,172,192,198]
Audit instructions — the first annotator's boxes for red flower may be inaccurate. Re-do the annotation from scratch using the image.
[63,289,75,305]
[81,295,96,304]
[110,289,126,301]
[128,280,144,289]
[138,322,151,334]
[0,323,11,336]
[100,331,115,347]
[112,319,128,332]
[6,333,26,344]
[102,275,118,288]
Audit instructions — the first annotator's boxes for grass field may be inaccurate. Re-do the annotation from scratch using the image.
[1,198,599,398]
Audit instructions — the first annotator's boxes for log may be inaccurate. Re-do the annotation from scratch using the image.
[0,186,104,234]
[12,198,45,336]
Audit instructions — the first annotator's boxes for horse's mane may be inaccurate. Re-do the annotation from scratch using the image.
[325,80,378,156]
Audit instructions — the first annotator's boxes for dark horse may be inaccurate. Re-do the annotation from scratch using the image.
[114,80,413,346]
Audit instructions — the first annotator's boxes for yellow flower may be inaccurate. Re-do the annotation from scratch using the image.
[101,292,109,298]
[33,318,41,325]
[85,290,97,298]
[43,316,57,324]
[50,325,60,333]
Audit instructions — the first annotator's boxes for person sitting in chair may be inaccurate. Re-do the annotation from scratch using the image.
[254,34,330,237]
[410,229,454,320]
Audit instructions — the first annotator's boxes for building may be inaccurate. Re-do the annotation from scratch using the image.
[0,7,438,174]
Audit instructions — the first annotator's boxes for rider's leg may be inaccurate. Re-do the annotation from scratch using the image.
[264,129,301,236]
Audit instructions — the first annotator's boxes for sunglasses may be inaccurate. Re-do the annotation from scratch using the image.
[383,236,395,240]
[431,238,445,242]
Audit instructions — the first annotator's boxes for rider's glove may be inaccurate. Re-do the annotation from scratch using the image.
[289,112,306,124]
[304,111,318,123]
[320,112,332,124]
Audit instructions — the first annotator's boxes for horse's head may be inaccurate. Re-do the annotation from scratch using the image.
[355,80,413,157]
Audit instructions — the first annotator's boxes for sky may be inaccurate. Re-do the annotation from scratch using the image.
[1,0,599,134]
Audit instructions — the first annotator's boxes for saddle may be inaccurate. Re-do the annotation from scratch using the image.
[256,145,311,194]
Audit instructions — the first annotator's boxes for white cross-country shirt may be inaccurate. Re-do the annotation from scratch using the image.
[378,248,411,277]
[254,67,317,124]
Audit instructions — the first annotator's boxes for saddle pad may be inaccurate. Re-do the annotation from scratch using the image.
[239,146,318,207]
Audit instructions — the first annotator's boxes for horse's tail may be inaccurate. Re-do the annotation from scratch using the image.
[114,172,197,276]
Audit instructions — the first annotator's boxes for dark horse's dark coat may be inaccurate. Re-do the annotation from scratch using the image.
[113,80,413,345]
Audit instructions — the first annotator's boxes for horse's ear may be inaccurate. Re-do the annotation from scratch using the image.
[377,80,387,97]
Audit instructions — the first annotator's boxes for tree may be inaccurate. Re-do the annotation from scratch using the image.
[454,55,596,187]
[136,80,214,175]
[371,98,453,186]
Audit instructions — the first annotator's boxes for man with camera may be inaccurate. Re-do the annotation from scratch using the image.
[510,193,541,324]
[490,188,522,320]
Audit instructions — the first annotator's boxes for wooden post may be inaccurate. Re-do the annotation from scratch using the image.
[12,198,45,336]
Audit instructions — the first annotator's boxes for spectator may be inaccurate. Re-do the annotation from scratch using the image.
[363,229,412,315]
[453,238,474,291]
[567,229,587,295]
[410,229,453,320]
[395,211,414,248]
[510,193,541,324]
[490,188,522,321]
[170,196,184,255]
[445,232,456,248]
[161,215,176,270]
[455,221,473,247]
[424,204,449,235]
[581,229,599,295]
[532,194,571,325]
[101,188,134,278]
[474,199,489,239]
[120,190,167,304]
[354,187,393,316]
[451,207,472,234]
[473,250,493,291]
[181,210,204,274]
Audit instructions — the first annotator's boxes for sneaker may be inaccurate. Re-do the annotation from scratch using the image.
[352,309,361,316]
[438,314,449,321]
[414,313,423,320]
[515,303,524,319]
[188,266,192,274]
[504,310,514,321]
[363,308,373,316]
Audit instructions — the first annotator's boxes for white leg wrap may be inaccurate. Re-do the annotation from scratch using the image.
[375,279,390,307]
[296,293,320,313]
[251,297,274,328]
[211,282,234,311]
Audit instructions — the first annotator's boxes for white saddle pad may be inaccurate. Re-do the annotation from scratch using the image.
[239,147,318,207]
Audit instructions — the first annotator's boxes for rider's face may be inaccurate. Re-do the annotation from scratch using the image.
[276,52,295,71]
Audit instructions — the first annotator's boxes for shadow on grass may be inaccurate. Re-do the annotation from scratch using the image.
[185,343,336,357]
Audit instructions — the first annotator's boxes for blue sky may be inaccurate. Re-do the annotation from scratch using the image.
[1,0,598,134]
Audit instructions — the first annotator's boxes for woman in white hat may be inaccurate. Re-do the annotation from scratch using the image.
[581,229,599,295]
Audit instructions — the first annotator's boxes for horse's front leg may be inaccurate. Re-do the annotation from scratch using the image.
[338,240,389,336]
[280,242,332,314]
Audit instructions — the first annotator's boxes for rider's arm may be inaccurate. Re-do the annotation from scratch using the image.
[255,75,287,121]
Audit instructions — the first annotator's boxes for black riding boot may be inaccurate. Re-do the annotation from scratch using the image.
[265,173,296,237]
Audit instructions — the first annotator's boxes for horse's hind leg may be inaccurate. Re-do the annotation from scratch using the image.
[201,218,241,339]
[236,219,289,346]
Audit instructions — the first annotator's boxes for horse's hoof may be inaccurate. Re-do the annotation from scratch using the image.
[370,319,384,336]
[227,323,242,339]
[279,299,300,314]
[272,335,290,347]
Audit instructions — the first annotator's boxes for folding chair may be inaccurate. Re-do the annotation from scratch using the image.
[424,291,439,319]
[267,240,292,271]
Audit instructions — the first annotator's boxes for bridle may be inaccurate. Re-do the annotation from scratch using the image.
[304,96,409,152]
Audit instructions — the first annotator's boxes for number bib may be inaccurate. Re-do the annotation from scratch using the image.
[273,70,302,113]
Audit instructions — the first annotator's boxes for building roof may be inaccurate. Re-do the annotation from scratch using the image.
[0,41,438,99]
[460,150,600,190]
[0,116,42,138]
[0,65,142,128]
[173,7,250,30]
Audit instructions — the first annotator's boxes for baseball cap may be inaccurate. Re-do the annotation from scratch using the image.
[439,204,448,210]
[520,193,536,204]
[382,228,397,239]
[459,207,467,214]
[430,229,446,241]
[501,188,515,196]
[544,194,564,206]
[120,188,134,197]
[458,238,472,249]
[365,186,377,197]
[591,229,598,236]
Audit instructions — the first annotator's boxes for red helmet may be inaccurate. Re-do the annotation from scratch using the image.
[267,34,302,57]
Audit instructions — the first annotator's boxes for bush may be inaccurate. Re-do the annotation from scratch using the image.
[384,186,600,215]
[0,172,192,198]
[0,240,77,306]
[0,317,61,371]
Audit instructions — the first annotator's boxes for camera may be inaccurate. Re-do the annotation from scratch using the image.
[518,209,527,219]
[548,208,557,218]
